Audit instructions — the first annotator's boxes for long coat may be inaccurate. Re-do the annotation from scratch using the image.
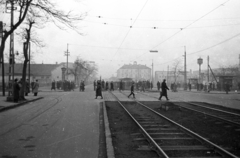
[161,81,169,96]
[13,82,20,101]
[32,82,39,93]
[96,83,102,96]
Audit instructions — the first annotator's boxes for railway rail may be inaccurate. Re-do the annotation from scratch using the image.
[138,91,240,128]
[108,91,239,158]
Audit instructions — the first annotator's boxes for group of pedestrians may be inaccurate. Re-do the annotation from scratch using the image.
[13,78,39,103]
[94,79,170,101]
[51,80,75,91]
[128,79,169,100]
[93,80,114,91]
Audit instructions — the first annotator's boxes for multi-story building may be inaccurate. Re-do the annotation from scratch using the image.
[117,61,151,81]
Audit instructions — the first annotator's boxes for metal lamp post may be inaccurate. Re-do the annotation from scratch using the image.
[197,57,203,84]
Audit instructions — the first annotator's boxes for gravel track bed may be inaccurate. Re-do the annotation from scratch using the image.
[106,101,240,157]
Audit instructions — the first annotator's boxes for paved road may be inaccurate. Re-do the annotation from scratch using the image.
[0,86,101,158]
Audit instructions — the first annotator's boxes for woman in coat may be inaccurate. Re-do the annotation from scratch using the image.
[32,80,39,96]
[95,81,103,99]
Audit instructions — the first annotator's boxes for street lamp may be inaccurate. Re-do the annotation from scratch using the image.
[197,57,203,84]
[150,50,158,86]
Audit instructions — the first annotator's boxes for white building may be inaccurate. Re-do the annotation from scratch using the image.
[117,61,151,81]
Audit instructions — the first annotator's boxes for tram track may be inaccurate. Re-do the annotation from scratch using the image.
[108,91,238,158]
[0,94,64,137]
[138,91,240,128]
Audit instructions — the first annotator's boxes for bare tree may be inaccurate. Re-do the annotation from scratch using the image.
[0,0,86,96]
[171,59,183,83]
[69,58,87,85]
[69,58,98,85]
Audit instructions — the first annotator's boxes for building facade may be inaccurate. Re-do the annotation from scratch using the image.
[117,62,151,81]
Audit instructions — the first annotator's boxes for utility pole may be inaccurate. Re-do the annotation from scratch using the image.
[7,0,17,98]
[152,59,153,84]
[207,56,209,83]
[184,46,187,90]
[64,43,70,80]
[167,65,169,83]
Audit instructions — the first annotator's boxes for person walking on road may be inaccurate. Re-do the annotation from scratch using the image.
[157,81,160,91]
[95,81,103,99]
[32,80,39,96]
[110,81,114,91]
[128,82,135,99]
[13,78,20,103]
[51,80,56,91]
[159,79,169,101]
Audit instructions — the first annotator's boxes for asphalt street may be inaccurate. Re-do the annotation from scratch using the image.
[0,86,101,158]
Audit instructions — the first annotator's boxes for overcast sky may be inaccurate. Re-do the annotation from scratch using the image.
[1,0,240,79]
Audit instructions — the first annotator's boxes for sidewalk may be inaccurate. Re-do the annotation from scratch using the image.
[0,95,43,112]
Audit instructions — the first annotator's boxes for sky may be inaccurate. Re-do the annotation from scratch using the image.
[1,0,240,79]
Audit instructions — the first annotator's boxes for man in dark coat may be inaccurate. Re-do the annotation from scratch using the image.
[119,80,123,91]
[105,81,109,90]
[96,81,103,99]
[159,79,169,101]
[51,80,56,91]
[224,82,230,94]
[128,82,135,99]
[13,78,20,102]
[110,81,114,91]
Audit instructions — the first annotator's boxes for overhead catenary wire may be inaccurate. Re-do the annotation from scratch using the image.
[154,31,240,67]
[82,19,240,30]
[109,0,150,62]
[151,0,231,49]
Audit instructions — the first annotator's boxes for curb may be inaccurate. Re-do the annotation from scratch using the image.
[0,97,44,112]
[103,101,115,158]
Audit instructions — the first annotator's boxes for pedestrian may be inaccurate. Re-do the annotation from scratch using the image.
[224,82,230,94]
[95,80,103,99]
[25,79,30,96]
[106,81,109,90]
[188,82,191,91]
[119,80,123,91]
[128,82,135,99]
[51,80,56,91]
[110,81,114,91]
[32,80,39,96]
[159,79,169,101]
[13,78,20,103]
[157,81,160,91]
[150,81,153,90]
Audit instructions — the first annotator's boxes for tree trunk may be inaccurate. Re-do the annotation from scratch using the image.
[20,42,29,100]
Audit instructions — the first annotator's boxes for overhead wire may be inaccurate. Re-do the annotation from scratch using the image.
[151,0,231,49]
[154,31,240,67]
[109,0,150,62]
[87,15,240,22]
